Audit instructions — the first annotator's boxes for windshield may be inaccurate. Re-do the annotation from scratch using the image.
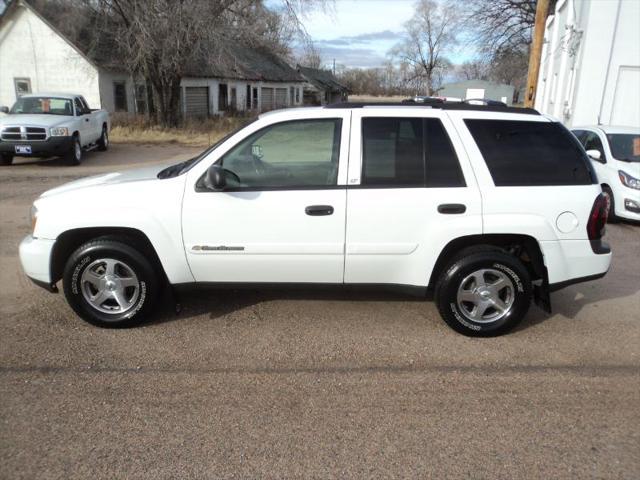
[607,133,640,162]
[157,118,258,179]
[10,97,74,116]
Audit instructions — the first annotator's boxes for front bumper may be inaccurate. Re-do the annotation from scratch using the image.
[19,235,56,291]
[0,136,74,157]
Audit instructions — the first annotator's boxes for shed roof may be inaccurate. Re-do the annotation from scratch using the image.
[297,65,349,93]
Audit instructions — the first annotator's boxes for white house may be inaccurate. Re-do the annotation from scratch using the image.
[0,0,306,116]
[535,0,640,127]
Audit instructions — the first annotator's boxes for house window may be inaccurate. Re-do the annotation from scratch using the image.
[219,84,228,111]
[252,88,258,110]
[135,84,147,114]
[290,86,295,105]
[246,85,251,110]
[295,87,300,104]
[14,78,31,98]
[113,82,127,112]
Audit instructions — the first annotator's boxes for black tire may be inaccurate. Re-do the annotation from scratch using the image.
[435,247,532,337]
[62,238,160,327]
[65,135,82,165]
[0,154,13,166]
[603,186,619,223]
[97,125,109,151]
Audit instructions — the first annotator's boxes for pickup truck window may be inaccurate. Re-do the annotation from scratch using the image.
[10,96,73,116]
[361,117,465,188]
[221,119,342,189]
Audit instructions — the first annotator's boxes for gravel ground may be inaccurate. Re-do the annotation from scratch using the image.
[1,145,639,479]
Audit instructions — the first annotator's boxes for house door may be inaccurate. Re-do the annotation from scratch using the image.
[261,87,274,111]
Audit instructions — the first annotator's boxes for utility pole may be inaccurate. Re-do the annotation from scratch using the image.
[524,0,550,108]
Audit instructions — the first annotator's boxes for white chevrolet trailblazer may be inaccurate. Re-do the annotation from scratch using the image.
[571,125,640,222]
[0,93,110,165]
[19,102,612,336]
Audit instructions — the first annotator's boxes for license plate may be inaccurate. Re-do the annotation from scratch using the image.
[15,145,32,154]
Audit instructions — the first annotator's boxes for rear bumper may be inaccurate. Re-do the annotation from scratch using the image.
[19,235,56,291]
[540,239,611,288]
[0,137,73,157]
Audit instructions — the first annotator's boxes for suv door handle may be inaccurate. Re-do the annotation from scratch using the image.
[438,203,466,214]
[305,205,334,216]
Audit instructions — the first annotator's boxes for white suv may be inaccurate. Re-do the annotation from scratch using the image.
[571,125,640,222]
[19,103,612,336]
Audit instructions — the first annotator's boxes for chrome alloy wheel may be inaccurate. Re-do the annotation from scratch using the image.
[102,128,109,148]
[74,140,82,161]
[80,258,140,315]
[456,268,515,323]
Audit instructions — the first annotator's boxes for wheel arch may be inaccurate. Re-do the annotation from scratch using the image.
[50,227,167,285]
[429,233,547,289]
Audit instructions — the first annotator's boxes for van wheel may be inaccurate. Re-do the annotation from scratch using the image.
[0,154,12,166]
[603,186,618,223]
[66,135,82,165]
[435,247,532,336]
[97,125,109,151]
[63,238,160,328]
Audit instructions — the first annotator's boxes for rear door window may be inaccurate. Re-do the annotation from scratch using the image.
[361,117,465,187]
[465,120,595,186]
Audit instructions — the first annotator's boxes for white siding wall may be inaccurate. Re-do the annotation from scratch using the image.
[536,0,640,127]
[98,70,137,113]
[0,5,100,109]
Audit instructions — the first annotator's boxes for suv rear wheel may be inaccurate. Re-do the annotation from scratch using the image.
[62,238,160,327]
[435,247,532,336]
[97,125,109,151]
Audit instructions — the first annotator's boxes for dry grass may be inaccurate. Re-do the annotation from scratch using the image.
[109,113,255,147]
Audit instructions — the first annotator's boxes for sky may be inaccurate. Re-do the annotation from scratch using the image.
[293,0,475,69]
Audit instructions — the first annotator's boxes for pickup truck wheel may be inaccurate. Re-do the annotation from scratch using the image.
[65,136,82,165]
[435,248,532,337]
[63,239,160,327]
[97,125,109,151]
[0,154,12,166]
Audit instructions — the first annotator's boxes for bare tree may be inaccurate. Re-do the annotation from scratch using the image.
[455,59,489,81]
[297,41,323,68]
[464,0,537,56]
[392,0,460,95]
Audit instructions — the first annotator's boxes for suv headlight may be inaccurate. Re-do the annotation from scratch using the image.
[50,127,69,137]
[618,170,640,190]
[30,204,38,234]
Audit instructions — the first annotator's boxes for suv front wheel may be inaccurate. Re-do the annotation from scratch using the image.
[435,247,532,336]
[63,238,160,327]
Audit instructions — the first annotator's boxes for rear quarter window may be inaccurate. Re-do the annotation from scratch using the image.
[465,120,595,186]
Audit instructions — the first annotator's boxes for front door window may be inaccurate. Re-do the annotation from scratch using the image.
[220,119,342,189]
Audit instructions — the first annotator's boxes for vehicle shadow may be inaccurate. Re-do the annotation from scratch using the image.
[147,285,430,328]
[147,269,639,333]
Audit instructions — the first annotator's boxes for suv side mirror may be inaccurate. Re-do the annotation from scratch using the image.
[203,164,226,191]
[586,149,604,163]
[0,106,9,114]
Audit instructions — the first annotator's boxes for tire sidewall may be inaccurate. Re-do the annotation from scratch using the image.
[63,242,157,327]
[437,253,531,336]
[98,126,108,151]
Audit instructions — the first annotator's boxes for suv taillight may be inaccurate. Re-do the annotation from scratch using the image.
[587,193,609,241]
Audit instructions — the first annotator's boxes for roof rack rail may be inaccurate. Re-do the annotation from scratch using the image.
[324,101,540,115]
